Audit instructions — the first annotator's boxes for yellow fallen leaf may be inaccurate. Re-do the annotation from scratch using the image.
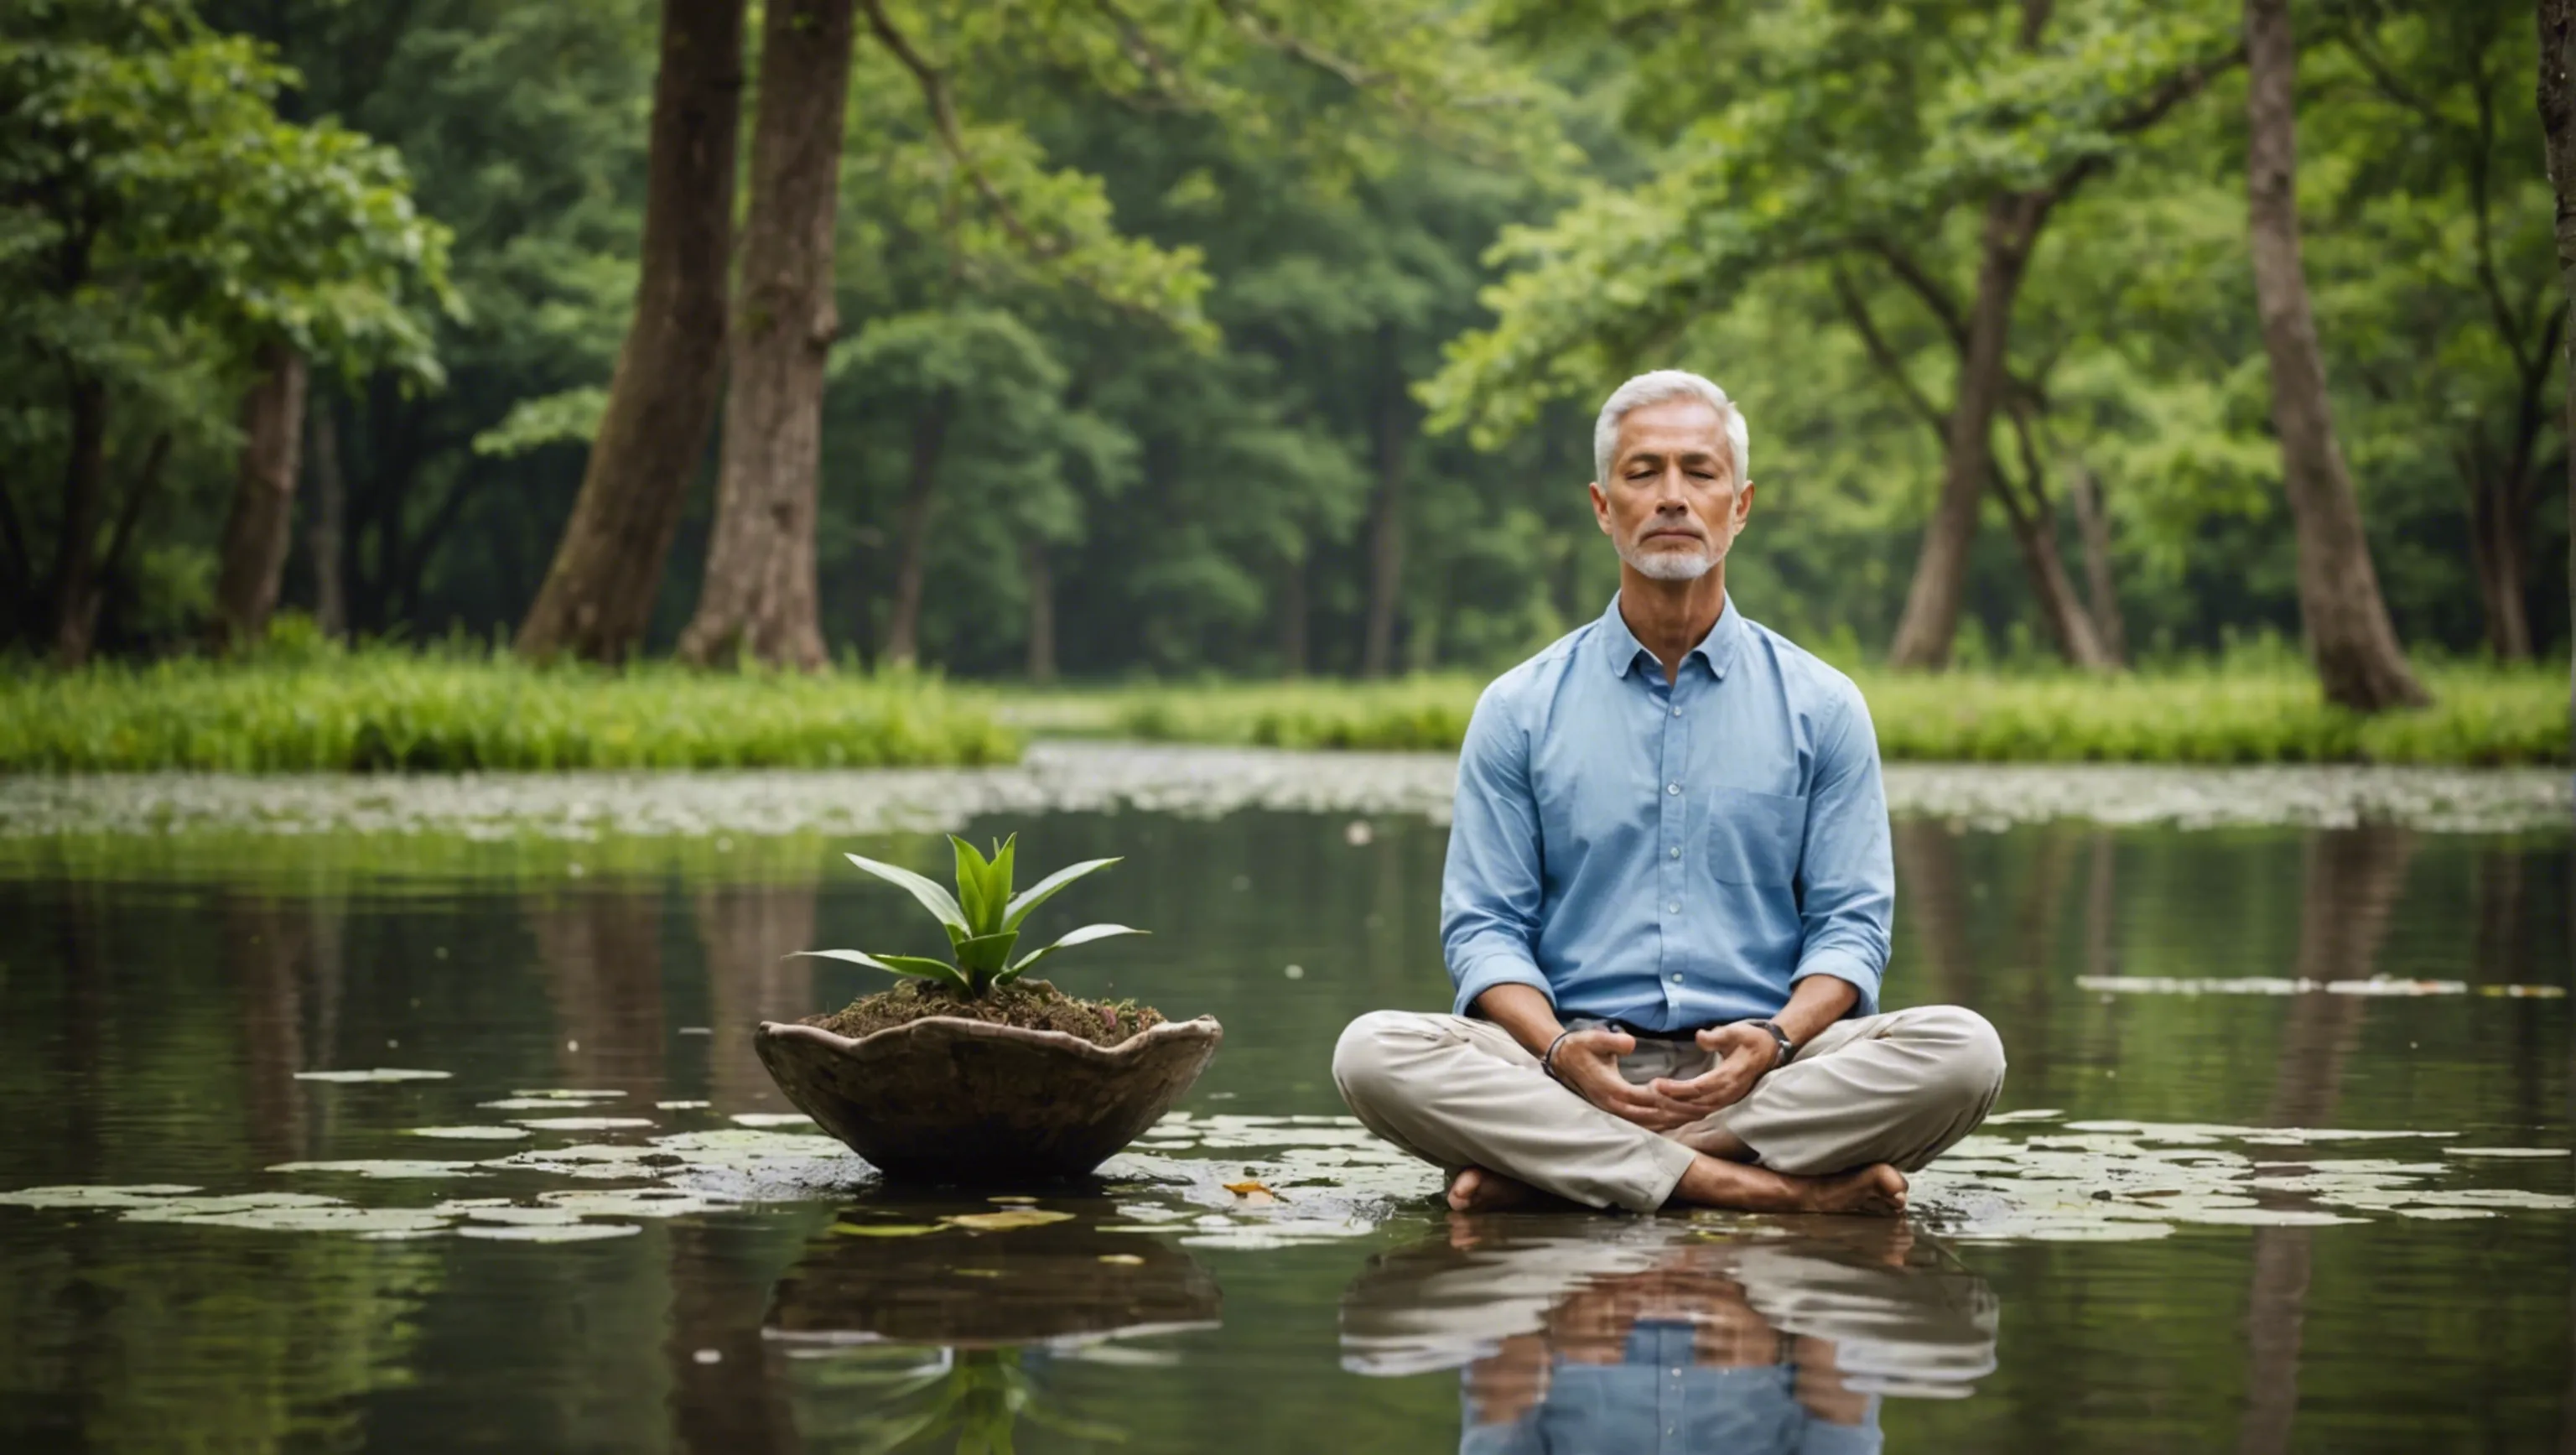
[1097,1254,1145,1265]
[1221,1180,1281,1199]
[952,1268,1004,1278]
[831,1222,940,1238]
[941,1208,1077,1231]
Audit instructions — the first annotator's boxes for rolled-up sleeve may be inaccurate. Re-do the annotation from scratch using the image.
[1441,684,1555,1017]
[1791,685,1893,1016]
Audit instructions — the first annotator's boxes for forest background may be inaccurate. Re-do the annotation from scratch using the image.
[3,0,2571,761]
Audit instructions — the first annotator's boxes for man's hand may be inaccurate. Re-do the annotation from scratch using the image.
[1645,1021,1779,1121]
[1550,1026,1702,1131]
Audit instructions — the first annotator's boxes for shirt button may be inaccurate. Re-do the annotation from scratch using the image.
[1671,705,1682,717]
[1666,782,1681,795]
[1670,973,1684,983]
[1667,902,1681,913]
[1669,845,1681,859]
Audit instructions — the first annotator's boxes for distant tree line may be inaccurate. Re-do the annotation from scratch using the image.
[3,0,2571,711]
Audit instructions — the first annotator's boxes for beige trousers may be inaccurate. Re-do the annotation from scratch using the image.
[1332,1005,2007,1213]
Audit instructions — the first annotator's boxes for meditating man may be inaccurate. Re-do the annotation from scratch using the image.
[1333,370,2006,1216]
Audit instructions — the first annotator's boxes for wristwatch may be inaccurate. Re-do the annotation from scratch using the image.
[1745,1018,1794,1069]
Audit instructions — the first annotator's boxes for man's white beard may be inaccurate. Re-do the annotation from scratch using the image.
[1618,536,1723,582]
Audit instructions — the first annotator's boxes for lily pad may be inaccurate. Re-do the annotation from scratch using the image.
[511,1089,626,1099]
[293,1068,452,1083]
[407,1126,531,1141]
[513,1117,655,1131]
[726,1113,816,1129]
[656,1100,710,1110]
[0,1184,201,1208]
[267,1160,484,1179]
[2442,1146,2570,1158]
[942,1209,1078,1231]
[455,1222,642,1243]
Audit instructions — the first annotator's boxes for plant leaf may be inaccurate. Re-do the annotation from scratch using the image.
[788,948,969,991]
[844,853,967,932]
[991,834,1017,913]
[1002,857,1122,931]
[953,930,1020,976]
[950,836,994,933]
[1001,922,1148,981]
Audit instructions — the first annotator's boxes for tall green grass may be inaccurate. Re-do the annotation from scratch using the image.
[0,647,1020,772]
[1030,663,2570,766]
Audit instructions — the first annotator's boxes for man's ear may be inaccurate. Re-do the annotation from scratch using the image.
[1735,480,1756,527]
[1587,480,1613,535]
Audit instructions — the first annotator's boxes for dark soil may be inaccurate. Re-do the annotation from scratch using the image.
[808,978,1167,1049]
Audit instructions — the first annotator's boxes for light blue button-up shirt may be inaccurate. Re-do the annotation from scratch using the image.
[1441,594,1893,1030]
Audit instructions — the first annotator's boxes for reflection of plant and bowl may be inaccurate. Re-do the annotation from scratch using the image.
[768,1198,1222,1453]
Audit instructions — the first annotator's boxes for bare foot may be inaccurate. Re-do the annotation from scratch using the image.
[1669,1156,1909,1217]
[1446,1166,1543,1213]
[1806,1163,1909,1217]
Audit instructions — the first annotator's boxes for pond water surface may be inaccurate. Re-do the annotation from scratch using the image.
[1,753,2570,1453]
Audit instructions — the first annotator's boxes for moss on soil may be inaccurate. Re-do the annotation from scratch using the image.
[808,978,1166,1049]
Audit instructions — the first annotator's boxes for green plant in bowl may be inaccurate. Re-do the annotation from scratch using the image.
[755,834,1222,1180]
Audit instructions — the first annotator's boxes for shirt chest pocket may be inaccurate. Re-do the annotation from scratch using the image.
[1703,786,1804,886]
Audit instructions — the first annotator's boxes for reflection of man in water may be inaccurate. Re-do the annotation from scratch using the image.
[1341,1219,1997,1455]
[1332,371,2005,1215]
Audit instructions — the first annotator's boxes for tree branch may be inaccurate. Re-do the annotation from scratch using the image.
[1862,236,1969,351]
[98,431,172,589]
[2045,45,2245,200]
[1830,268,1950,443]
[860,0,1066,261]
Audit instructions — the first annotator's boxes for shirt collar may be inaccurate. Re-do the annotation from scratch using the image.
[1599,591,1743,682]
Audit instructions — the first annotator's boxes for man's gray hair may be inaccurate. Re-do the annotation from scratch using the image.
[1592,370,1750,487]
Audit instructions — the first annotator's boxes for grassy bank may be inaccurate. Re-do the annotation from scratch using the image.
[1015,663,2572,766]
[0,650,1020,772]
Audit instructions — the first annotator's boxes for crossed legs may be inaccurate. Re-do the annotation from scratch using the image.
[1331,1006,2006,1216]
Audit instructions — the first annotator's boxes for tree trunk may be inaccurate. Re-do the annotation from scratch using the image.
[2244,0,2430,710]
[307,396,346,638]
[1885,193,2052,668]
[2549,0,2576,762]
[1023,540,1057,682]
[1278,553,1308,678]
[211,344,309,649]
[880,392,950,668]
[47,373,108,665]
[1997,484,2114,668]
[2067,459,2128,664]
[516,0,746,662]
[675,0,856,669]
[2467,462,2535,659]
[1362,335,1409,679]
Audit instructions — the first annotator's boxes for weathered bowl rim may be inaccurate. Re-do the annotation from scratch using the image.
[756,1012,1223,1067]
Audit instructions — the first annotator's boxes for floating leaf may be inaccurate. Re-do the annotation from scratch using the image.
[1222,1180,1281,1199]
[514,1117,655,1131]
[511,1089,626,1099]
[988,1196,1040,1205]
[1097,1254,1146,1265]
[2443,1146,2570,1158]
[293,1068,451,1083]
[267,1160,484,1179]
[456,1223,642,1243]
[833,1222,942,1237]
[727,1114,816,1129]
[408,1126,530,1141]
[0,1184,201,1208]
[942,1209,1077,1231]
[657,1100,710,1110]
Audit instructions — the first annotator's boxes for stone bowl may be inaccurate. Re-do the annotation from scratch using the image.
[752,1014,1223,1182]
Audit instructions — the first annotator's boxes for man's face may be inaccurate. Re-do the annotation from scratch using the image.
[1588,397,1753,583]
